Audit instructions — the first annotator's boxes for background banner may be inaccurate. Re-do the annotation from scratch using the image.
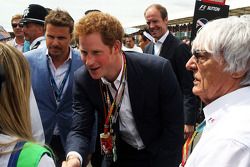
[191,1,229,41]
[202,0,226,5]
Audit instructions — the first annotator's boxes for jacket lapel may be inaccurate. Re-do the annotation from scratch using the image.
[126,54,144,119]
[159,33,174,58]
[39,51,56,105]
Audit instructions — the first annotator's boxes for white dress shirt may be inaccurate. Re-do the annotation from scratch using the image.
[185,86,250,167]
[122,45,143,53]
[153,30,169,56]
[101,56,145,150]
[46,48,72,101]
[47,48,72,135]
[6,38,23,52]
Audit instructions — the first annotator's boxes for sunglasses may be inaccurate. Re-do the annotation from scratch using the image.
[12,23,23,28]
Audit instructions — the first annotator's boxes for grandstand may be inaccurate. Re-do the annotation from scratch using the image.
[134,6,250,39]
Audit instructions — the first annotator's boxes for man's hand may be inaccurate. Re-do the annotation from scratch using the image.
[61,156,81,167]
[184,124,195,139]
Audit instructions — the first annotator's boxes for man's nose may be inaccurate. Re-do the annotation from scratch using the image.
[148,22,155,29]
[85,54,94,66]
[52,38,60,45]
[186,55,196,71]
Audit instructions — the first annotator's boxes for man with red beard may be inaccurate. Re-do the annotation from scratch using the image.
[144,4,198,138]
[24,9,87,166]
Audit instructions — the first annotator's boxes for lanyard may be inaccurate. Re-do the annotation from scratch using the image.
[181,120,206,166]
[47,57,72,103]
[100,54,127,134]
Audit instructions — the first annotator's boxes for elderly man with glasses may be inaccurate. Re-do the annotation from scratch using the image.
[184,16,250,167]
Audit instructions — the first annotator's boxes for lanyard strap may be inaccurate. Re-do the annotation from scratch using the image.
[103,79,126,133]
[100,54,127,134]
[181,120,206,166]
[7,141,26,167]
[47,58,72,103]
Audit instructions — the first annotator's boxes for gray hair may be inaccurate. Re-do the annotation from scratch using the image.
[192,16,250,86]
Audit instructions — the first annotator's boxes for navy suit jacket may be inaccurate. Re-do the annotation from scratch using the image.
[144,33,198,125]
[66,51,184,167]
[25,47,83,149]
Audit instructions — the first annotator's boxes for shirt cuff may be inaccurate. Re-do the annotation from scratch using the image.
[66,151,83,166]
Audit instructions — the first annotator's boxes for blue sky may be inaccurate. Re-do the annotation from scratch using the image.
[1,0,250,31]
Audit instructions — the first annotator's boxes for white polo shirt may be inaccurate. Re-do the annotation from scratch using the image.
[185,87,250,167]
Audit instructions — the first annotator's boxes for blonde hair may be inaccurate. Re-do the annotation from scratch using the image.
[11,14,22,23]
[0,43,33,150]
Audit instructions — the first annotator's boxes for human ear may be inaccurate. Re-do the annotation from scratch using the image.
[113,40,121,52]
[231,70,246,79]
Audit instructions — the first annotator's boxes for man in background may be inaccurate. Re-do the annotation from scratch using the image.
[7,14,25,52]
[21,4,48,50]
[144,4,198,137]
[123,36,143,53]
[138,31,151,51]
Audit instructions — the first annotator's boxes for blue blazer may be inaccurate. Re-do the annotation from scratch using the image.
[25,48,83,148]
[66,51,184,167]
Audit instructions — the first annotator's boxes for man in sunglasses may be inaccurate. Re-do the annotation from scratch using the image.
[20,4,48,51]
[6,14,25,52]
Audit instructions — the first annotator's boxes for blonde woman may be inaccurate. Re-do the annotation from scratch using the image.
[0,43,55,166]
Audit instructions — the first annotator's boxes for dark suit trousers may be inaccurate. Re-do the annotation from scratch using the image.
[114,139,151,167]
[50,135,65,167]
[91,138,151,167]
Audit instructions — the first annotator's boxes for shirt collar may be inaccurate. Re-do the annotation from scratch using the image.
[13,38,18,46]
[13,38,24,47]
[154,30,169,44]
[203,86,250,127]
[101,55,124,89]
[46,47,72,66]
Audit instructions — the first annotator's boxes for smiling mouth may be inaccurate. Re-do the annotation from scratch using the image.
[150,30,158,34]
[89,67,99,72]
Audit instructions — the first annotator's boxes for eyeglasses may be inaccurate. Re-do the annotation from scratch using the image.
[11,23,23,28]
[192,49,210,64]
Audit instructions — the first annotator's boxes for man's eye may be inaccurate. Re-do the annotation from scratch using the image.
[58,37,66,40]
[197,55,207,61]
[47,35,54,39]
[192,50,210,63]
[81,51,88,56]
[92,51,101,55]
